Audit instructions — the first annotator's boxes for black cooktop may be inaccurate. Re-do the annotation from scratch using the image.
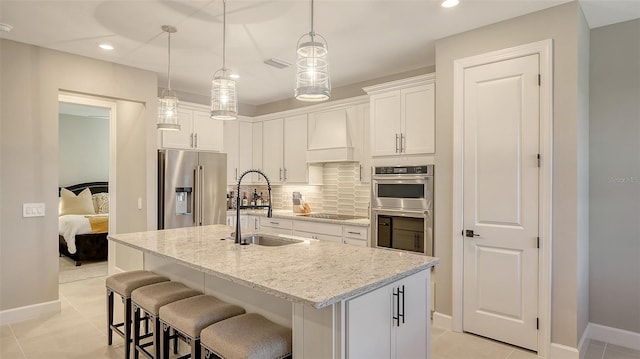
[297,213,367,221]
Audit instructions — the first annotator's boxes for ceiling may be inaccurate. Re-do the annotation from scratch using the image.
[1,0,638,107]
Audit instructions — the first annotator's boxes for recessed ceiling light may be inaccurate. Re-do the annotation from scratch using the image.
[230,73,240,79]
[0,23,13,32]
[441,0,459,8]
[99,43,114,51]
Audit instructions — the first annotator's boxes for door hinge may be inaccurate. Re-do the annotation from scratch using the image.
[538,74,541,86]
[537,154,541,168]
[536,318,539,330]
[537,237,540,249]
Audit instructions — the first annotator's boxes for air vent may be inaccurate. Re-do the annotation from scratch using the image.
[264,58,291,69]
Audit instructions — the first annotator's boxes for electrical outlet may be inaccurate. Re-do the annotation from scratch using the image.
[23,203,45,217]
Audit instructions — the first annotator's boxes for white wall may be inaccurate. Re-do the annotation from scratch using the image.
[434,1,589,348]
[59,114,109,187]
[589,18,640,334]
[0,38,157,313]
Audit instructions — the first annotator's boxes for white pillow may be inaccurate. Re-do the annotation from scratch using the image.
[59,188,96,216]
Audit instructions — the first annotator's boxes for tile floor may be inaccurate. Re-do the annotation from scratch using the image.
[1,261,639,359]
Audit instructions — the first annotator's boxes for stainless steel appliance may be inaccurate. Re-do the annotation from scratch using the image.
[158,149,227,229]
[372,165,434,255]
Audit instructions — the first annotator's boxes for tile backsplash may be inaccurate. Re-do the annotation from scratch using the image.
[228,162,370,217]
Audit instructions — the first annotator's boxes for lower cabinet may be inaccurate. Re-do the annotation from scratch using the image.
[346,269,428,358]
[259,217,293,235]
[293,221,343,243]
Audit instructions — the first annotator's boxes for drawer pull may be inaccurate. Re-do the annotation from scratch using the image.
[270,221,279,225]
[347,231,361,235]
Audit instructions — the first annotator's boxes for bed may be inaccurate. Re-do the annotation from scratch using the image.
[58,182,109,266]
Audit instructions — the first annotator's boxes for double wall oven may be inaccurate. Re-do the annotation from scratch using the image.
[371,165,434,256]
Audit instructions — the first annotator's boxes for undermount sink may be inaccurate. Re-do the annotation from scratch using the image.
[227,234,302,247]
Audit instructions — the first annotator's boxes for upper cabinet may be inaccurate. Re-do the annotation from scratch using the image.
[159,103,223,152]
[262,115,308,184]
[364,74,435,157]
[223,118,254,186]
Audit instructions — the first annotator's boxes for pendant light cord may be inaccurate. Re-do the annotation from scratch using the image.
[310,0,315,37]
[222,0,227,70]
[167,30,172,90]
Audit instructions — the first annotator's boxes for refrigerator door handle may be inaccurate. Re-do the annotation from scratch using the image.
[198,165,205,225]
[193,168,199,225]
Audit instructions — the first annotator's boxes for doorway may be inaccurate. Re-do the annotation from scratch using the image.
[57,93,117,282]
[452,40,553,356]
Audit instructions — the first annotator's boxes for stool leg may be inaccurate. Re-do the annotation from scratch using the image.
[154,317,161,359]
[132,305,140,359]
[192,338,200,359]
[162,324,170,359]
[107,289,114,345]
[173,328,179,355]
[124,297,132,359]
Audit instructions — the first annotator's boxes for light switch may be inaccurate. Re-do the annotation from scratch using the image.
[23,203,45,218]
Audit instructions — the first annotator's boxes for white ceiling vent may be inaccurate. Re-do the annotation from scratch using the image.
[264,58,291,69]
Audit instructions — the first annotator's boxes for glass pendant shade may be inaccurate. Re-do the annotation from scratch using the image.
[210,0,237,120]
[157,25,180,131]
[158,89,180,130]
[211,68,237,120]
[295,33,330,101]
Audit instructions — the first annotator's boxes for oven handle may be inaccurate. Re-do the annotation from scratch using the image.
[372,208,430,216]
[372,175,430,181]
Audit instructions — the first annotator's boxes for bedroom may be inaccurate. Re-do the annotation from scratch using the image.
[57,101,110,272]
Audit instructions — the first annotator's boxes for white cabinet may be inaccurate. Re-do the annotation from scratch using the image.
[346,269,429,358]
[224,119,254,185]
[262,115,308,183]
[251,122,264,183]
[293,221,343,243]
[246,215,260,231]
[225,214,249,229]
[355,103,371,183]
[259,217,293,235]
[365,74,435,157]
[343,225,369,247]
[160,104,223,152]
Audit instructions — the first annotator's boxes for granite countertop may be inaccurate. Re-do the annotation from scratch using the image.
[227,209,370,227]
[109,225,438,309]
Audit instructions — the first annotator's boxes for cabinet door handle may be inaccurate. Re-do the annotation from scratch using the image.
[395,134,399,153]
[190,133,194,148]
[399,285,405,324]
[393,287,400,327]
[359,164,362,181]
[270,221,279,225]
[284,168,287,181]
[194,133,198,148]
[279,168,283,181]
[400,133,404,153]
[347,231,361,235]
[254,218,258,230]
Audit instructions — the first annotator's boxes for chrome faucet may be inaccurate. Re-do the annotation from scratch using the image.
[235,169,273,244]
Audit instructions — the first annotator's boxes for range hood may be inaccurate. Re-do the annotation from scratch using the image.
[306,108,355,163]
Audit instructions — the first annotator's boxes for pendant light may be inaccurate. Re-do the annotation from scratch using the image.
[157,25,180,130]
[210,0,237,120]
[295,0,330,102]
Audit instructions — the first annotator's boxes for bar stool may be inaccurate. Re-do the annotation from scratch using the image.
[131,281,201,359]
[106,270,169,359]
[159,295,245,359]
[200,313,292,359]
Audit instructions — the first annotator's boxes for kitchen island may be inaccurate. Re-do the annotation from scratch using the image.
[109,224,439,358]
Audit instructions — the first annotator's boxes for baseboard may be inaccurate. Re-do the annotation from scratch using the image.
[578,325,590,359]
[549,342,579,359]
[432,311,453,330]
[586,322,640,351]
[0,299,61,325]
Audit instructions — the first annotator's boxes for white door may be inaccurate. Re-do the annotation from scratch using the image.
[223,121,239,184]
[283,114,308,182]
[462,54,540,351]
[193,111,223,152]
[370,91,401,156]
[401,83,435,155]
[262,118,284,183]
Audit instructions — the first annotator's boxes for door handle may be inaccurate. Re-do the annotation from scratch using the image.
[194,133,198,148]
[465,229,480,238]
[393,287,400,327]
[395,134,399,153]
[399,285,405,325]
[400,133,405,153]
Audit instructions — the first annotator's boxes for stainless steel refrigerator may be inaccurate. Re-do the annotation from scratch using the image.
[158,149,227,229]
